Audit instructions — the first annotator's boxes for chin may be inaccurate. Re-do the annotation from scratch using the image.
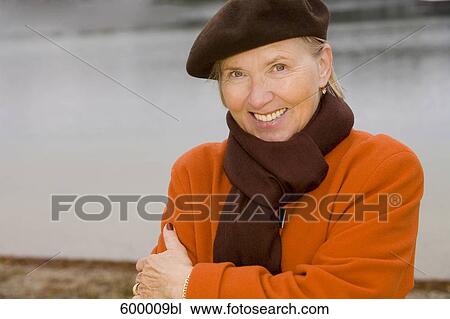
[255,131,292,142]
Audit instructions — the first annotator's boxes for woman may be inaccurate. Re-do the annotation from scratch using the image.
[133,0,424,299]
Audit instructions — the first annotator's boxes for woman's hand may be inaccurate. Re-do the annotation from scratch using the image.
[134,223,193,299]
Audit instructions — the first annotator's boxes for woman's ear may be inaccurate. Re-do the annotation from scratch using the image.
[318,43,333,88]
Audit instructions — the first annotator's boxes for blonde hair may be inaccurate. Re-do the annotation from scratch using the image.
[208,36,344,103]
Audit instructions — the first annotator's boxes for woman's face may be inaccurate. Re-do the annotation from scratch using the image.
[219,37,332,142]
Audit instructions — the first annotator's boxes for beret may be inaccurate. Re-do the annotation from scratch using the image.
[186,0,330,79]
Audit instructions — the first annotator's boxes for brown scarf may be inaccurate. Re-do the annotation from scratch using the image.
[213,91,354,275]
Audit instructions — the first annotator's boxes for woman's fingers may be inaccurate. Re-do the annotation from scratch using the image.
[137,254,165,273]
[136,272,162,287]
[132,281,164,299]
[136,257,146,272]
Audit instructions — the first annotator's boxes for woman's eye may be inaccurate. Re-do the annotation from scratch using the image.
[230,70,244,78]
[273,63,286,72]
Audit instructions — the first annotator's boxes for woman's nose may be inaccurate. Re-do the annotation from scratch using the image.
[247,77,274,111]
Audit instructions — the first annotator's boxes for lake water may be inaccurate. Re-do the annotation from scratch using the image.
[0,3,449,279]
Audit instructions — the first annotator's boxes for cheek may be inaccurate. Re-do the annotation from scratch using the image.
[221,85,248,112]
[276,75,318,108]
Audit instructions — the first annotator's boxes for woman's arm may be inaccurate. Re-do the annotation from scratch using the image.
[184,151,424,298]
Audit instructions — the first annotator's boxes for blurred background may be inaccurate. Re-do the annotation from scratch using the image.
[0,0,449,298]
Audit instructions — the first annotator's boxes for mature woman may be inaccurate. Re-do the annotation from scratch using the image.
[133,0,424,299]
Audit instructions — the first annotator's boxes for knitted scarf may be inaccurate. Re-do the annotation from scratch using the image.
[213,91,354,275]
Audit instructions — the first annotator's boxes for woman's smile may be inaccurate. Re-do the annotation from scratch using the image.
[248,107,290,130]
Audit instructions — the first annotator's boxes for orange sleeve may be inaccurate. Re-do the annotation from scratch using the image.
[185,151,425,298]
[149,165,198,265]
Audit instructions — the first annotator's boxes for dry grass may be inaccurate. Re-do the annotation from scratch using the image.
[0,256,136,298]
[0,256,449,298]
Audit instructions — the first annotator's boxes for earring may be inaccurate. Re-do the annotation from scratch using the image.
[320,85,327,95]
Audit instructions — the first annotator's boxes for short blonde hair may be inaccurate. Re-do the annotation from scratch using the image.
[208,36,344,103]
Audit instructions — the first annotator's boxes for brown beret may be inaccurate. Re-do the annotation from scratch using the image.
[186,0,330,79]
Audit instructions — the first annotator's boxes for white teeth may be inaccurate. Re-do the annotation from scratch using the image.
[253,108,287,122]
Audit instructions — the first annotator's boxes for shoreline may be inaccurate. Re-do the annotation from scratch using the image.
[1,0,449,41]
[1,256,449,298]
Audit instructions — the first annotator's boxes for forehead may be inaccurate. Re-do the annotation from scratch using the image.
[222,37,305,67]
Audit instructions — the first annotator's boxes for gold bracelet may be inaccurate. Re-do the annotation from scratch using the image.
[181,271,192,299]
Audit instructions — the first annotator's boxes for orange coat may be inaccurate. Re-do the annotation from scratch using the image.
[150,129,424,298]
